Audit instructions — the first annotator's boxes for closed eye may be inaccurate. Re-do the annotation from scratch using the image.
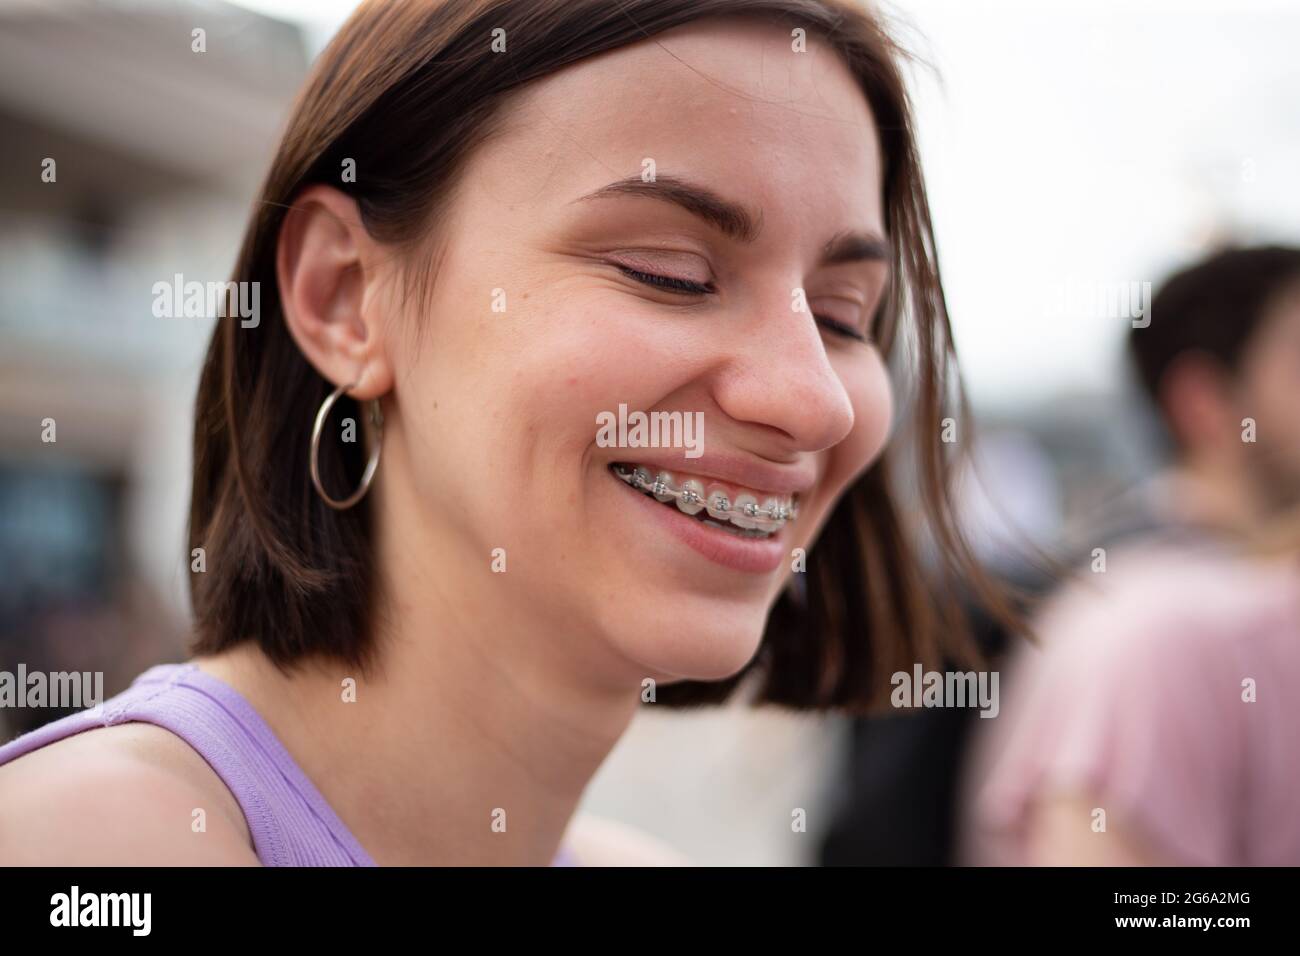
[815,316,869,343]
[616,265,715,295]
[616,265,869,344]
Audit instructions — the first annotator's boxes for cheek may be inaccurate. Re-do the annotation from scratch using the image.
[509,296,694,439]
[1240,360,1297,442]
[1265,365,1300,427]
[826,351,894,488]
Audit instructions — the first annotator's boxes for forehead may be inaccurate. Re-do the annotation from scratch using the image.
[479,17,884,238]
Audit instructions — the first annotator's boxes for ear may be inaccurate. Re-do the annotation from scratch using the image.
[276,184,394,400]
[1159,350,1236,454]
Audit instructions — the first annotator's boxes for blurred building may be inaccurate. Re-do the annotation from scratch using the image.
[0,0,308,737]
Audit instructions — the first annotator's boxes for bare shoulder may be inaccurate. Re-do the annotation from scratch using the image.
[563,813,692,866]
[0,723,258,865]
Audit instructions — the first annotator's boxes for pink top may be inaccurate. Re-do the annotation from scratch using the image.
[0,662,579,866]
[960,540,1300,866]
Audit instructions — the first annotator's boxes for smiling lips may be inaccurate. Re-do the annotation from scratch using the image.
[610,462,798,538]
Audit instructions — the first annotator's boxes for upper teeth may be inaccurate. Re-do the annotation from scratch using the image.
[611,464,798,531]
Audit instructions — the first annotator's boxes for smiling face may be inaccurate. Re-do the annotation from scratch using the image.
[379,18,893,682]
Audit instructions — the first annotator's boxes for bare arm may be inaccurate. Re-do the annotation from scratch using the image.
[1026,794,1169,866]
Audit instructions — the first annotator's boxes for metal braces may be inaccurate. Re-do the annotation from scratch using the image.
[611,464,798,525]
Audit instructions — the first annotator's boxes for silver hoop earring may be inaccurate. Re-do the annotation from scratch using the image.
[310,380,383,510]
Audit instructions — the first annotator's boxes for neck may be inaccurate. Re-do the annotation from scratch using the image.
[196,479,641,865]
[197,616,637,866]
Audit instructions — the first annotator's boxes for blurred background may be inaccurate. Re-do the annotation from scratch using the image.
[2,0,1297,864]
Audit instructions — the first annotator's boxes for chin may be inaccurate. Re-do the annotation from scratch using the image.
[607,596,773,684]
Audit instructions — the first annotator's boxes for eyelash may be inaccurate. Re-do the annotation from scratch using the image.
[615,265,869,343]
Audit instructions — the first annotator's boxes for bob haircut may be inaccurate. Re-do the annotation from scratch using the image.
[189,0,1017,713]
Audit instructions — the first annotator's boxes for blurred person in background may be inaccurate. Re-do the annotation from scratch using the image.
[959,245,1300,865]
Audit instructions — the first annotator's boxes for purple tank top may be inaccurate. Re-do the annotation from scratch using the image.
[0,662,577,867]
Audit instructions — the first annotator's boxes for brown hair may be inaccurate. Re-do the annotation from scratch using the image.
[189,0,1019,713]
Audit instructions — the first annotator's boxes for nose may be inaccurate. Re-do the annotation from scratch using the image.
[708,288,857,453]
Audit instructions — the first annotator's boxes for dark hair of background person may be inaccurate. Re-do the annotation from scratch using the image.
[1129,244,1300,446]
[188,0,1022,713]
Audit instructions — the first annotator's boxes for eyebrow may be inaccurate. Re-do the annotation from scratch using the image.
[571,174,890,266]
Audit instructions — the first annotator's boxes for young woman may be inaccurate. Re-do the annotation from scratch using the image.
[0,0,1010,865]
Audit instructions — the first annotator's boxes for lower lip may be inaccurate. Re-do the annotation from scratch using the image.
[612,473,788,574]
